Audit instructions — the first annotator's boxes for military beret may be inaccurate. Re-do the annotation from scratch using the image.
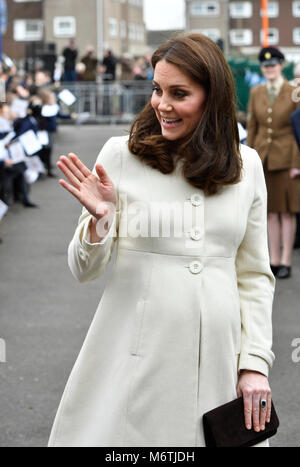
[258,47,285,66]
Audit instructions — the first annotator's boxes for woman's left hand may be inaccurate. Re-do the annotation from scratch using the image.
[237,370,272,432]
[290,168,300,179]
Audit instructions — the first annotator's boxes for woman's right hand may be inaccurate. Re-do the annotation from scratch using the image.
[57,153,117,224]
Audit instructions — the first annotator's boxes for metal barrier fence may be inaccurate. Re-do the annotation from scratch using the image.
[58,81,154,124]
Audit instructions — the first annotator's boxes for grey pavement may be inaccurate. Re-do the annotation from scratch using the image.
[0,125,299,447]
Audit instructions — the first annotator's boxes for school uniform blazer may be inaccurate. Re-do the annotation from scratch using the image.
[48,136,275,447]
[247,80,300,171]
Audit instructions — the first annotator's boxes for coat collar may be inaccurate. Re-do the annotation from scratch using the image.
[261,79,291,106]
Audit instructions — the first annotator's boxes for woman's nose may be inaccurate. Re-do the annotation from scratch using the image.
[158,96,173,112]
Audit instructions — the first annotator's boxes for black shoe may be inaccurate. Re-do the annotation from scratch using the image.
[23,201,38,208]
[270,264,280,276]
[276,265,292,279]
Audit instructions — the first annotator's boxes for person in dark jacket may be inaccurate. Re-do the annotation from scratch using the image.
[62,40,78,82]
[102,49,116,82]
[81,46,99,82]
[291,107,300,248]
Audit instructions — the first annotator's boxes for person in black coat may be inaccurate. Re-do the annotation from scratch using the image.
[62,40,78,82]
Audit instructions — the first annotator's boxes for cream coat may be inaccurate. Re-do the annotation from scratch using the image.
[48,136,275,447]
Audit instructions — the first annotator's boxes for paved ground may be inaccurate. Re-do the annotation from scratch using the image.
[0,125,299,447]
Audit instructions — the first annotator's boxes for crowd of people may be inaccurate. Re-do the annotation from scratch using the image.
[0,65,77,243]
[0,41,156,245]
[58,40,153,83]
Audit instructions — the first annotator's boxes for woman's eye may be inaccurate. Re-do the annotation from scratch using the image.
[152,87,162,94]
[174,91,186,99]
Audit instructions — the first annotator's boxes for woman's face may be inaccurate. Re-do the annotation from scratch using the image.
[261,63,283,82]
[151,60,206,141]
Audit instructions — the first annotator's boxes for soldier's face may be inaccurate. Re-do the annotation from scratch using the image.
[261,64,283,82]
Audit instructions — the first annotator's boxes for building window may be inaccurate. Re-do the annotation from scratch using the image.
[136,25,144,42]
[109,18,118,38]
[190,1,220,16]
[230,2,253,18]
[128,23,135,41]
[260,28,279,45]
[128,0,143,6]
[293,28,300,44]
[120,20,127,39]
[193,29,221,42]
[53,17,76,38]
[13,19,43,41]
[293,1,300,16]
[260,1,279,18]
[230,29,253,46]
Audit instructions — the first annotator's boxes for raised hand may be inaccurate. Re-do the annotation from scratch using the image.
[57,153,117,222]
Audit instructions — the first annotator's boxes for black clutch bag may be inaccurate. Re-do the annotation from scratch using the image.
[203,397,279,448]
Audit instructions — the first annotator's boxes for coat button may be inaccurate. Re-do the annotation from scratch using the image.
[190,227,202,241]
[189,261,203,274]
[191,194,202,206]
[267,108,273,113]
[267,128,273,134]
[267,117,272,123]
[79,248,89,262]
[267,137,272,144]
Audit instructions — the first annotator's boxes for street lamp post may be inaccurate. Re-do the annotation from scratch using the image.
[261,0,269,47]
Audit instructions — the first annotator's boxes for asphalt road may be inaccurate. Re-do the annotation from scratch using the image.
[0,125,299,447]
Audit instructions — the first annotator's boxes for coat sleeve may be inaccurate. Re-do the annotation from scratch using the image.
[291,100,300,169]
[68,137,123,283]
[235,152,276,377]
[246,88,258,149]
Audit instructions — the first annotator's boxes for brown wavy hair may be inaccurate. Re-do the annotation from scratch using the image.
[128,34,242,195]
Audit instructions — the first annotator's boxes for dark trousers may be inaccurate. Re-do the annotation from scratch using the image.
[39,147,52,174]
[63,70,77,82]
[0,163,31,205]
[39,134,55,175]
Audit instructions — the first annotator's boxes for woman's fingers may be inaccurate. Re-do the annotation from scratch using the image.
[69,153,92,178]
[266,392,272,424]
[243,392,252,430]
[252,392,261,432]
[259,393,268,430]
[59,155,86,183]
[95,163,112,185]
[59,178,81,200]
[57,159,81,189]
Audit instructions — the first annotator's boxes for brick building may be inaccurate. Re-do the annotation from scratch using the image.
[185,0,300,60]
[2,0,147,63]
[2,0,44,60]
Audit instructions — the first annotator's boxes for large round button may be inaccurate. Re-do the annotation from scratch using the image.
[190,227,202,241]
[189,261,203,274]
[191,194,202,206]
[267,117,272,123]
[267,108,273,114]
[267,138,272,144]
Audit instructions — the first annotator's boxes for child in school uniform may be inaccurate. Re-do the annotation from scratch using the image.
[38,90,76,178]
